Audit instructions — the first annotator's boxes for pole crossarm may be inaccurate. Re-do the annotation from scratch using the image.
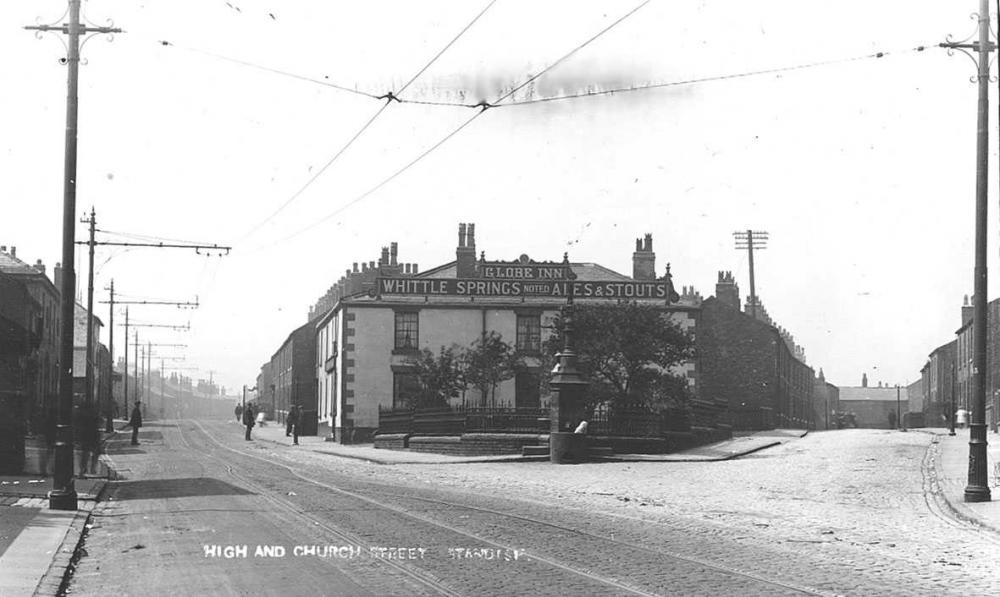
[117,322,190,331]
[101,298,199,308]
[75,240,232,255]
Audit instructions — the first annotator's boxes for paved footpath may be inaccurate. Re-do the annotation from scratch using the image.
[0,475,105,597]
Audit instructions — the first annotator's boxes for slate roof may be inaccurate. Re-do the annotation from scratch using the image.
[839,386,907,402]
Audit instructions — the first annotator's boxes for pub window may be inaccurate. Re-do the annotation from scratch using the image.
[393,372,420,408]
[394,311,419,349]
[516,314,541,353]
[515,372,541,409]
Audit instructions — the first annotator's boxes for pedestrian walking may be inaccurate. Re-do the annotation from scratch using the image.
[285,406,294,437]
[288,405,300,445]
[243,403,255,441]
[128,401,143,446]
[75,403,101,476]
[235,402,243,423]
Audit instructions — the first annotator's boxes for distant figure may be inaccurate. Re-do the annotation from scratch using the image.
[75,403,101,476]
[288,405,300,445]
[957,409,969,429]
[234,403,243,423]
[128,401,143,446]
[888,410,897,429]
[42,407,57,475]
[243,403,255,441]
[285,406,295,437]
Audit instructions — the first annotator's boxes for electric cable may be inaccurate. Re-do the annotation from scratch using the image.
[157,40,381,100]
[235,0,497,244]
[257,0,652,249]
[498,45,930,107]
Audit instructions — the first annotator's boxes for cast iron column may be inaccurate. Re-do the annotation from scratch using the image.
[549,272,589,463]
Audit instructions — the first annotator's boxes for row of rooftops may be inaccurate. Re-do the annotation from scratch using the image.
[306,223,680,323]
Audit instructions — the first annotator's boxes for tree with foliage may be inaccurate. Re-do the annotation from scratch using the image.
[408,346,466,409]
[544,302,694,411]
[462,331,523,407]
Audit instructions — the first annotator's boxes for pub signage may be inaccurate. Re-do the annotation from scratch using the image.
[377,277,672,299]
[479,262,570,280]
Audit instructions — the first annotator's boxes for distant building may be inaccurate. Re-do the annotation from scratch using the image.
[0,246,60,419]
[812,369,839,430]
[256,361,273,419]
[72,301,105,406]
[697,272,814,430]
[270,320,318,434]
[922,340,956,426]
[838,380,906,429]
[905,377,925,427]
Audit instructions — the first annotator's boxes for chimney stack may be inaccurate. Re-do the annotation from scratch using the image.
[34,259,46,275]
[962,294,974,326]
[54,262,63,290]
[632,233,655,280]
[390,242,398,266]
[456,222,477,277]
[10,246,15,259]
[380,246,390,266]
[715,270,741,310]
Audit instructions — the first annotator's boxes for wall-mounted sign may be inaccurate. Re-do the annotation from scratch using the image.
[479,263,571,280]
[377,277,673,300]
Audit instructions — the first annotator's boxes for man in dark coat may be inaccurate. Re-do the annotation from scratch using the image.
[288,405,300,445]
[235,402,243,423]
[243,403,255,441]
[128,402,143,445]
[75,403,101,476]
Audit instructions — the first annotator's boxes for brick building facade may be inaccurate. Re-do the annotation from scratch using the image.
[697,272,815,430]
[0,247,60,423]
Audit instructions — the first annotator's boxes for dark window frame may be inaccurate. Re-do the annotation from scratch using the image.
[516,313,542,354]
[394,311,419,350]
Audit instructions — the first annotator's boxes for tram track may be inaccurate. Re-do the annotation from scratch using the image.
[184,419,831,596]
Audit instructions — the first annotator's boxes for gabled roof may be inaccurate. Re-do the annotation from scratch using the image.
[0,252,43,276]
[839,386,906,402]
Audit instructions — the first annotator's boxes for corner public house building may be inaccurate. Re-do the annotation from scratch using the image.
[313,224,697,443]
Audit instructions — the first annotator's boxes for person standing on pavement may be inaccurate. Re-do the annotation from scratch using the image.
[75,403,100,476]
[128,401,143,445]
[235,402,243,423]
[243,402,255,441]
[285,406,294,437]
[288,405,300,445]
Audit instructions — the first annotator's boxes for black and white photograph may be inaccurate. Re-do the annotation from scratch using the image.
[2,1,1000,595]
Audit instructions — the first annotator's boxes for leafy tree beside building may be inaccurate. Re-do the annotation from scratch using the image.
[544,302,693,411]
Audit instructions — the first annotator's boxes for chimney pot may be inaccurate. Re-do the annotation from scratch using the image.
[458,223,467,248]
[10,247,15,258]
[467,223,476,247]
[352,262,358,273]
[412,264,419,273]
[390,242,398,266]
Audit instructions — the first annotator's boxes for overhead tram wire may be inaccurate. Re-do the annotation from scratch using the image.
[497,44,931,108]
[235,0,498,245]
[260,0,653,249]
[157,40,381,100]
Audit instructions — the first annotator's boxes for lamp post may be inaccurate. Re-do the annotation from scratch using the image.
[896,384,901,431]
[549,266,589,464]
[941,2,993,501]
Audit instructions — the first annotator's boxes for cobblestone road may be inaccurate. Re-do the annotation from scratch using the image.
[66,423,1000,596]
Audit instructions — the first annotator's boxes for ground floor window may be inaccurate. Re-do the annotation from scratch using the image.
[393,372,420,409]
[515,372,541,409]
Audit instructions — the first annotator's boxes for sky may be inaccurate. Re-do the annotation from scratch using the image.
[2,0,998,393]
